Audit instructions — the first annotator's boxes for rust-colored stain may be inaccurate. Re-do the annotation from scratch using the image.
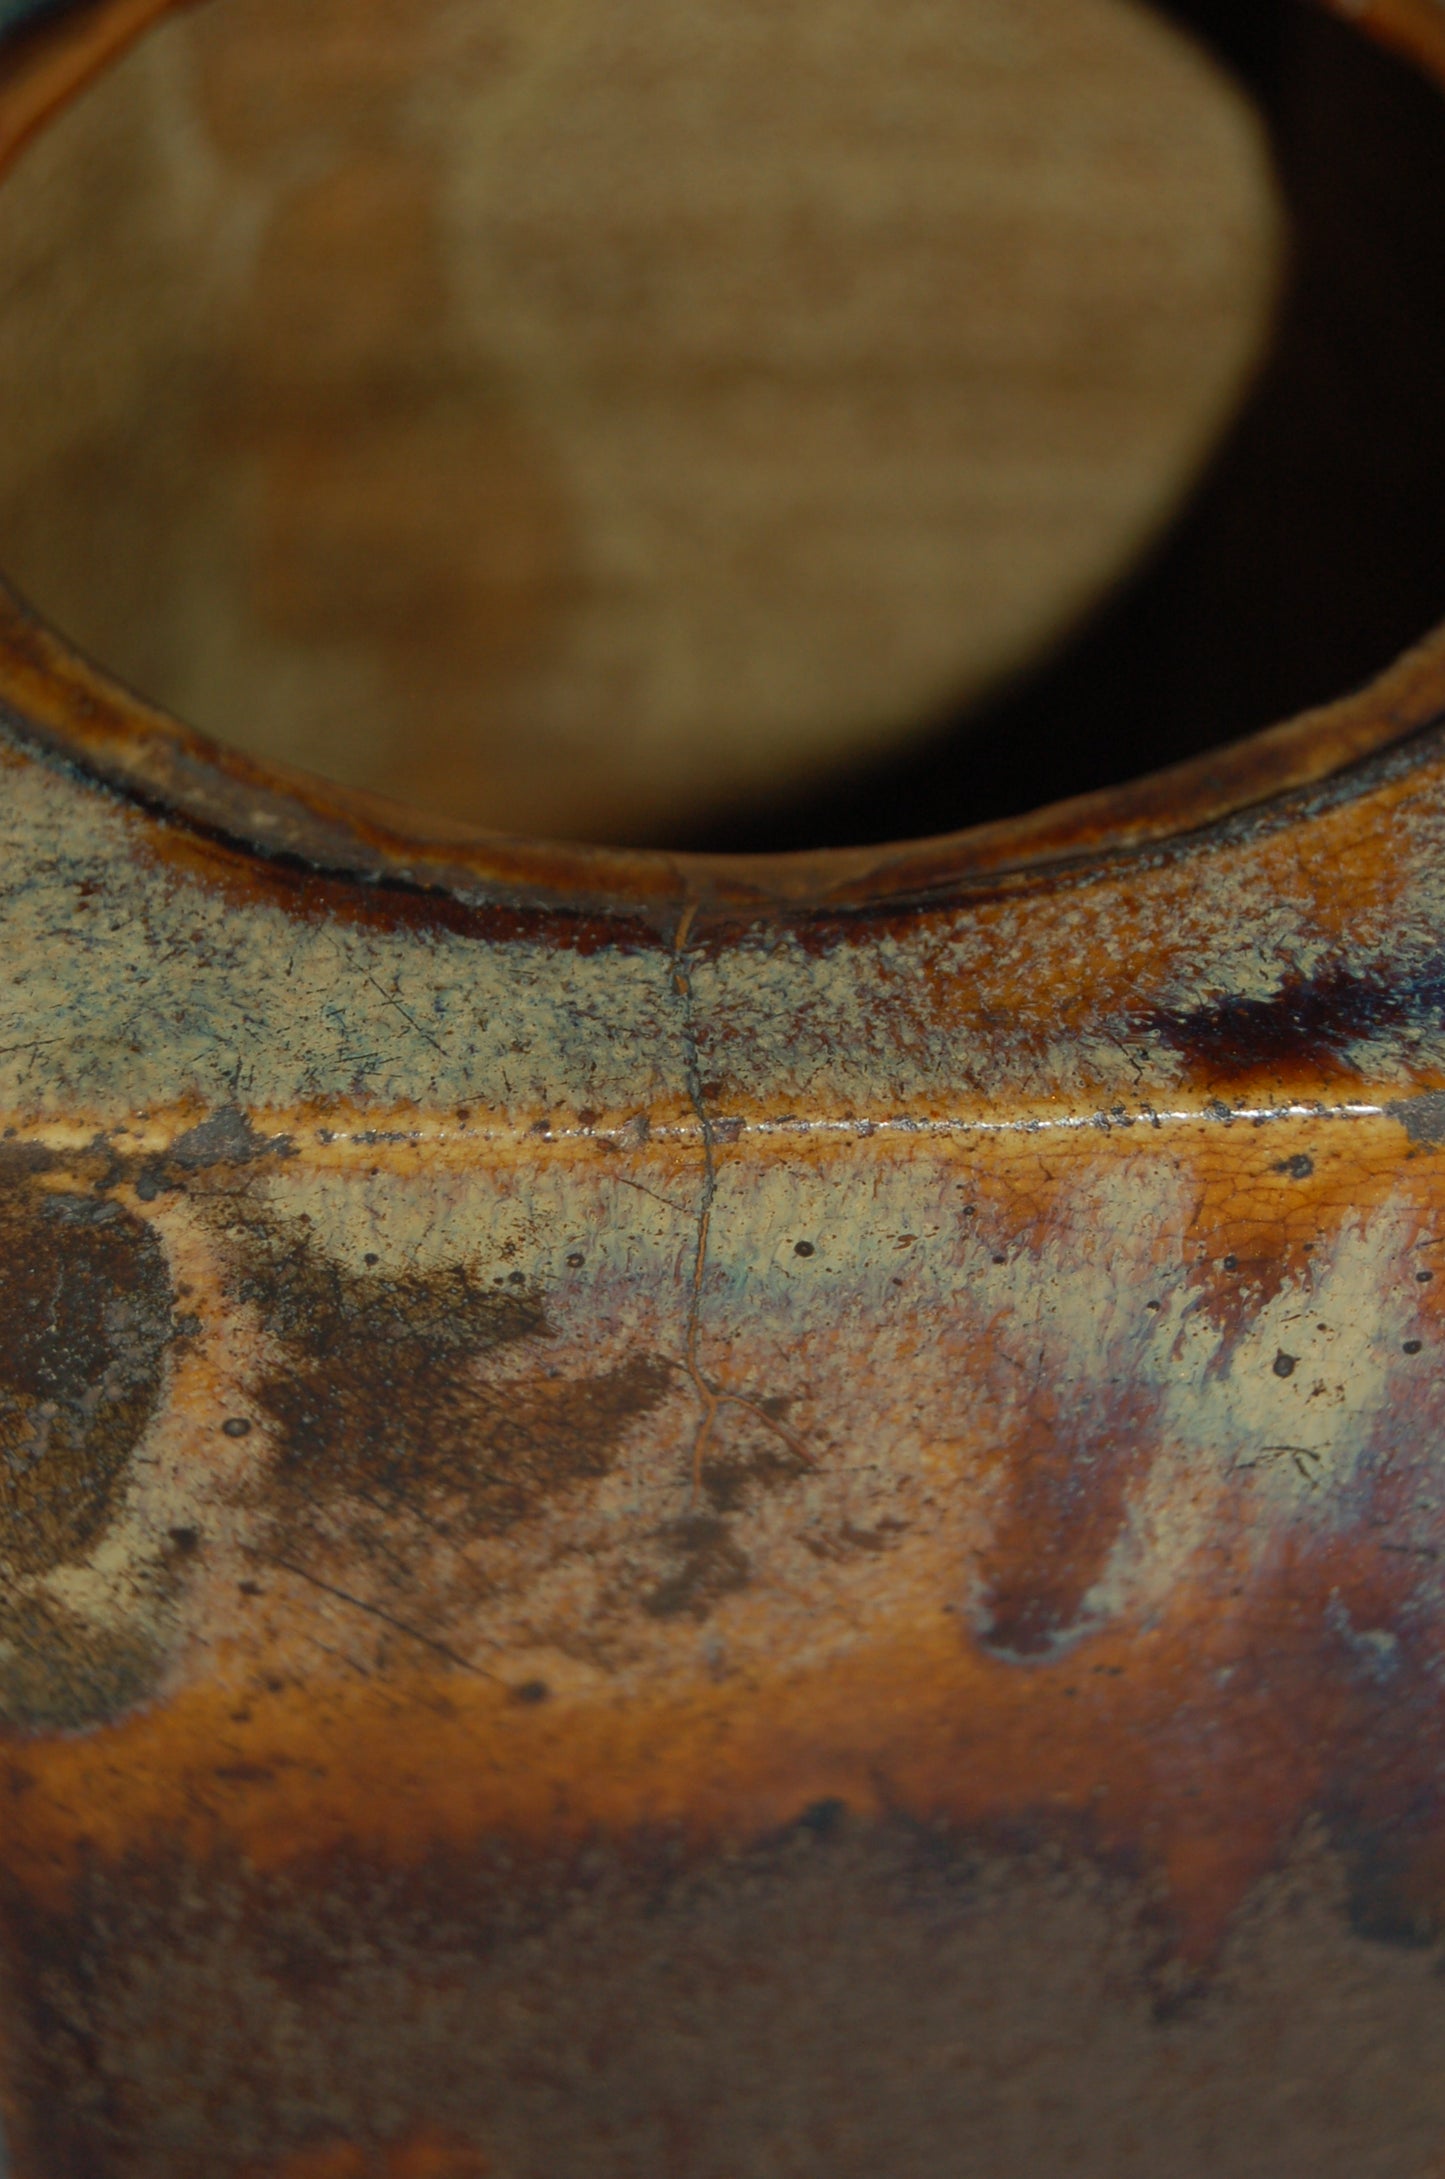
[6,1,1445,2175]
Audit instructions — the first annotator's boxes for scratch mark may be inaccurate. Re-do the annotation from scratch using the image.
[351,1482,455,1543]
[710,1389,814,1468]
[671,902,815,1495]
[364,972,448,1059]
[612,1173,691,1216]
[0,1035,65,1061]
[1234,1443,1327,1486]
[260,1553,491,1676]
[1102,1029,1147,1086]
[304,1632,374,1680]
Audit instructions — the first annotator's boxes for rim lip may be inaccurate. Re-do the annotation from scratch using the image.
[3,0,1445,922]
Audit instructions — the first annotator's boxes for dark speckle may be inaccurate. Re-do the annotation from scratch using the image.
[992,1254,1007,1267]
[1404,1341,1424,1357]
[168,1527,200,1555]
[567,1253,585,1269]
[363,1253,380,1268]
[508,1680,550,1706]
[1273,1352,1298,1379]
[1146,1300,1162,1313]
[1273,1153,1315,1180]
[1223,1256,1239,1273]
[1417,1271,1434,1284]
[222,1417,253,1440]
[793,1241,816,1259]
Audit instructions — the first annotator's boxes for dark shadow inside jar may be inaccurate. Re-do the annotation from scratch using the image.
[684,0,1445,853]
[0,0,1439,853]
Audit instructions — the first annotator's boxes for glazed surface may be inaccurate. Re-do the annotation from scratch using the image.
[0,1,1444,2174]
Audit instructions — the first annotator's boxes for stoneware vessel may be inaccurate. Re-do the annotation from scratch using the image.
[2,1,1445,2175]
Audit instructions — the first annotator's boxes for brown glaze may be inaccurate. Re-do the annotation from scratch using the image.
[5,1,1445,2175]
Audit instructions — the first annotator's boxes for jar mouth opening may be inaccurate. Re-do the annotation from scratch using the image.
[1,0,1445,915]
[11,579,1445,925]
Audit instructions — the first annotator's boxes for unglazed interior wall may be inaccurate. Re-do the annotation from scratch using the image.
[0,0,1281,839]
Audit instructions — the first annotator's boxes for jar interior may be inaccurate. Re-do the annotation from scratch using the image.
[0,0,1294,847]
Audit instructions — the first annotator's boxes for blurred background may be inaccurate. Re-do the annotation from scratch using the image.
[0,0,1439,850]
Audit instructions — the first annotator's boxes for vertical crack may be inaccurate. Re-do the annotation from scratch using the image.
[671,902,814,1496]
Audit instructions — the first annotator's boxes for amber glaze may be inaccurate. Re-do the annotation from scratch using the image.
[5,2,1445,2175]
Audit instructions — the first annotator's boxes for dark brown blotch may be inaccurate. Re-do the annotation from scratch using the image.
[643,1516,751,1620]
[0,1591,163,1734]
[223,1213,673,1547]
[0,1176,174,1574]
[1178,1241,1312,1386]
[1149,958,1444,1083]
[135,1107,298,1201]
[699,1443,804,1515]
[974,1384,1160,1659]
[168,1106,295,1171]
